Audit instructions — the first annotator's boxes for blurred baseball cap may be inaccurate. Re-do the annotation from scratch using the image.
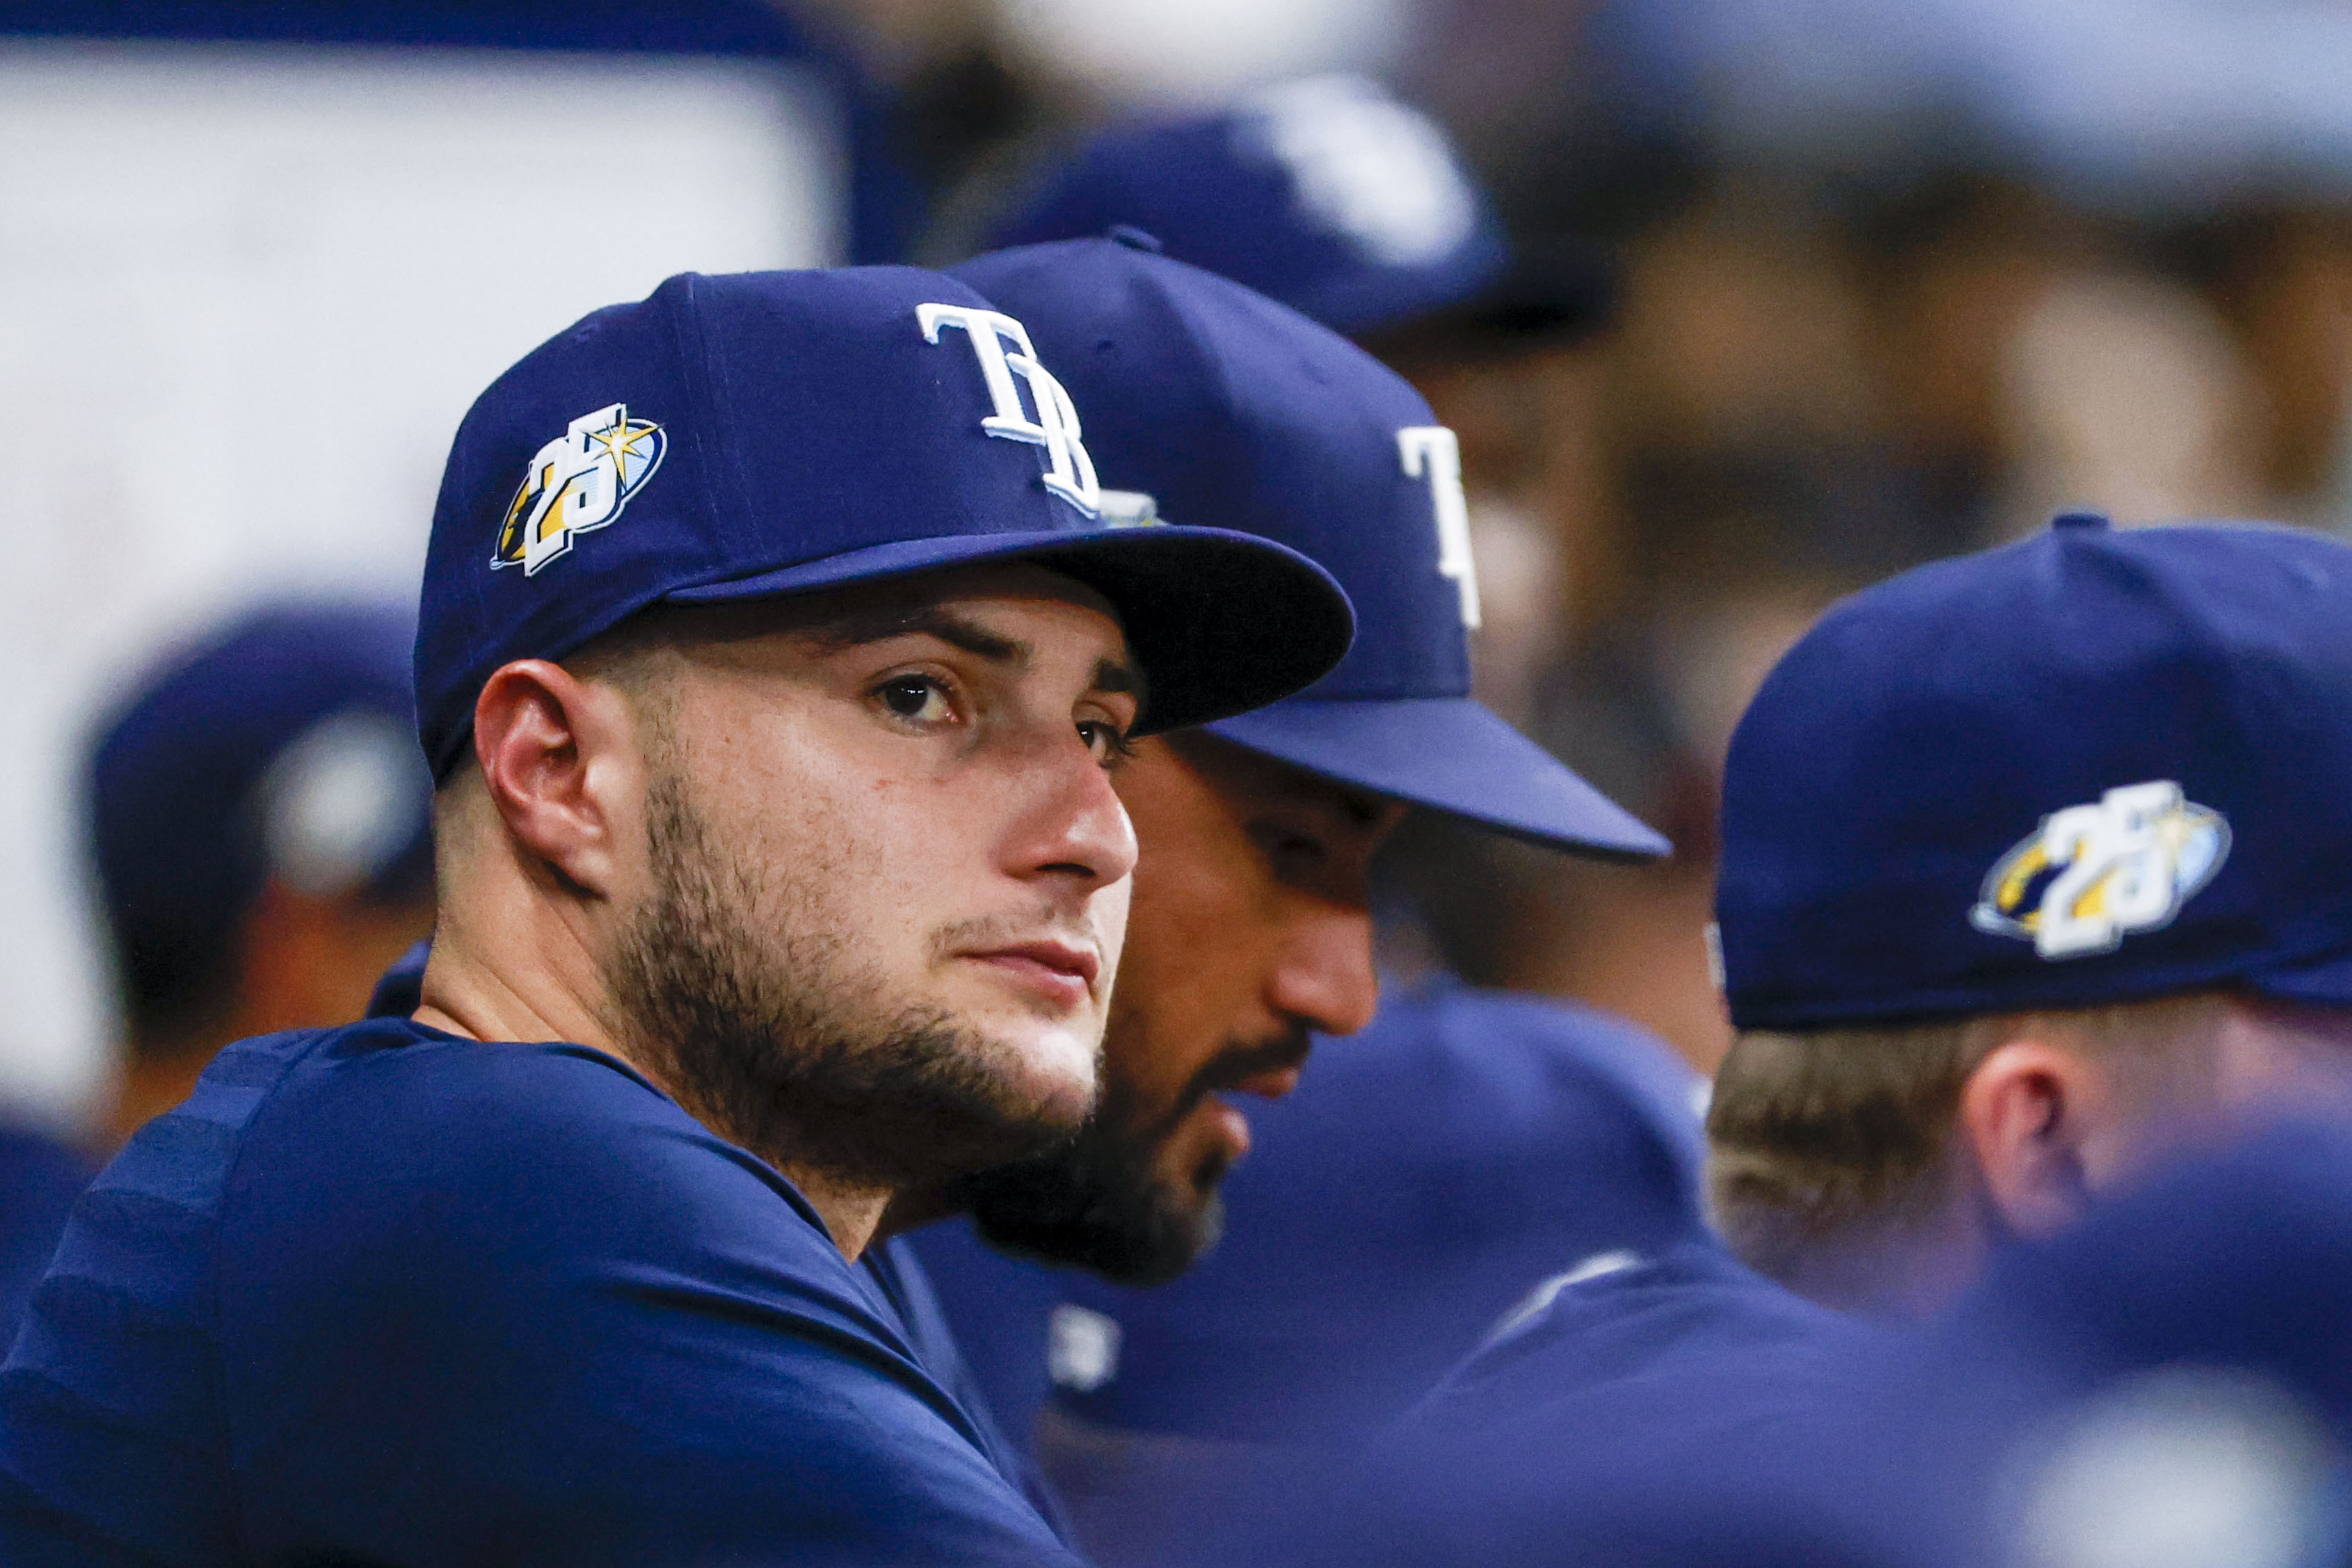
[952,235,1666,855]
[982,75,1611,347]
[90,604,434,1029]
[1718,512,2352,1031]
[415,265,1354,779]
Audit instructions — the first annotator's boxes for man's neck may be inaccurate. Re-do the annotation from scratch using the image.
[779,1165,895,1259]
[874,1181,958,1241]
[416,936,895,1262]
[1772,1208,1992,1324]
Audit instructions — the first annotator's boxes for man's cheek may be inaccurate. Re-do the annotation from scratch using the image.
[1096,874,1134,984]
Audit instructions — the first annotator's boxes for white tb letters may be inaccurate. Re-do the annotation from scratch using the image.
[1399,426,1480,629]
[919,303,1101,515]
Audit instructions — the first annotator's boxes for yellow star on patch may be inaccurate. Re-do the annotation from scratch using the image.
[589,417,653,470]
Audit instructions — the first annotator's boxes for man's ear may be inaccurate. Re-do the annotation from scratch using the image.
[470,659,644,899]
[1956,1038,2104,1240]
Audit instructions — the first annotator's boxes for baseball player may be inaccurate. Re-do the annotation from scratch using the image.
[0,264,1352,1565]
[1302,513,2352,1565]
[889,231,1690,1556]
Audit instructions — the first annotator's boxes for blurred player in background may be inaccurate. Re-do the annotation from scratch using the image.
[0,604,435,1344]
[1304,513,2352,1565]
[0,264,1354,1565]
[87,605,436,1152]
[902,228,1696,1566]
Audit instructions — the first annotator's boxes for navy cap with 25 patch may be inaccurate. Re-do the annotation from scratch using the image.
[1718,512,2352,1030]
[952,237,1665,856]
[415,265,1354,779]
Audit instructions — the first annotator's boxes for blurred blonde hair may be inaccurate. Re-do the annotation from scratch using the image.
[1705,995,2230,1287]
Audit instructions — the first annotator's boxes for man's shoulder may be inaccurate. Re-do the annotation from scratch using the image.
[1414,1239,1881,1435]
[80,1018,829,1248]
[1304,1242,1889,1565]
[214,1018,856,1300]
[35,1014,872,1411]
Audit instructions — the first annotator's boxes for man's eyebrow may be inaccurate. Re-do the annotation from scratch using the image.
[1093,657,1142,698]
[803,606,1027,664]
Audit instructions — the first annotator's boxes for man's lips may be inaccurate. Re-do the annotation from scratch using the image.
[1231,1065,1303,1098]
[961,940,1101,1006]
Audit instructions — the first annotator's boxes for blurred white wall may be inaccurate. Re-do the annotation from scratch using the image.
[0,38,844,1124]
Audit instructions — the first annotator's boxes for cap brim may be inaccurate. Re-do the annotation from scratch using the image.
[1357,241,1617,357]
[2249,939,2352,1008]
[1206,695,1669,858]
[664,525,1353,736]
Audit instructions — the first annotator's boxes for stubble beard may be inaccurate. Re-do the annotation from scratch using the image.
[607,765,1087,1193]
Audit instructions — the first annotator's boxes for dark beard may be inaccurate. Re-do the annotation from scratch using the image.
[951,1027,1309,1286]
[607,769,1081,1192]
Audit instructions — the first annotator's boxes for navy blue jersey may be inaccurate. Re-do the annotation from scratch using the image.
[0,1018,1080,1567]
[909,978,1706,1567]
[898,1216,1079,1473]
[0,1126,90,1349]
[865,1235,1071,1535]
[1283,1237,1891,1568]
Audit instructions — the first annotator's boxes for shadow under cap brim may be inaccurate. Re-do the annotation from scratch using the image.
[663,524,1354,737]
[1206,695,1670,858]
[2246,938,2352,1009]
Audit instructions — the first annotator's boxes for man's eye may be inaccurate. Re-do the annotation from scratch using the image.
[1077,719,1133,765]
[877,676,953,725]
[1251,823,1331,874]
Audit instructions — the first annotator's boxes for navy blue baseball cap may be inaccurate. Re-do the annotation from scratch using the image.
[415,265,1354,779]
[984,76,1523,341]
[89,603,434,1025]
[1718,513,2352,1031]
[952,237,1666,855]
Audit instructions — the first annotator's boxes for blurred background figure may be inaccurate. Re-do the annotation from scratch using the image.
[86,605,436,1153]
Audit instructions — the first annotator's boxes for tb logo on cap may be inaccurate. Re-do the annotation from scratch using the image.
[920,305,1101,517]
[1971,781,2232,959]
[1400,426,1480,629]
[493,403,666,577]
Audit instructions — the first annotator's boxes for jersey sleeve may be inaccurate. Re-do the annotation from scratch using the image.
[214,1039,1082,1567]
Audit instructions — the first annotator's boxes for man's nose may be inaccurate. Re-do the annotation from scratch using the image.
[1002,731,1139,893]
[1268,903,1380,1039]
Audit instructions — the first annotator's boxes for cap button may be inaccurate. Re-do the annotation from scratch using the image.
[1107,225,1165,254]
[2051,509,2111,531]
